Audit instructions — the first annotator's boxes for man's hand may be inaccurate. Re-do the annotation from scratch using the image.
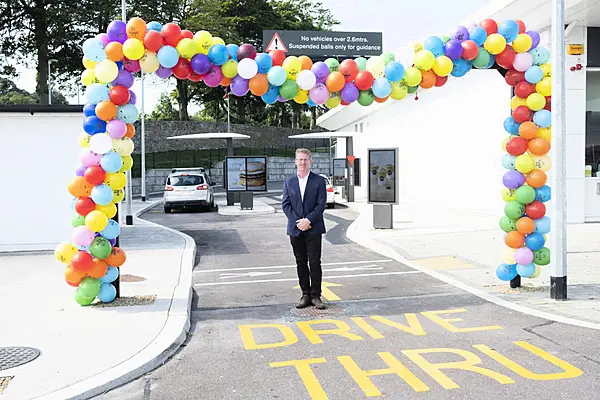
[296,218,311,231]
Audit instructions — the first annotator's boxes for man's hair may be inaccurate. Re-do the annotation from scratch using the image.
[295,148,312,160]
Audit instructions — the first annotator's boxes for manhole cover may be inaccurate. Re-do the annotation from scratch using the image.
[290,304,345,317]
[0,376,13,394]
[121,274,146,282]
[0,347,40,371]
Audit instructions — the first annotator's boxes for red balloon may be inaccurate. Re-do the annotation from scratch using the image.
[84,165,106,186]
[109,85,130,106]
[512,105,533,123]
[189,71,203,82]
[74,197,96,216]
[354,70,374,90]
[506,137,528,156]
[161,23,182,47]
[496,45,516,69]
[237,44,257,60]
[480,18,498,35]
[505,69,525,86]
[339,59,359,82]
[516,20,526,33]
[143,30,163,53]
[526,201,546,219]
[71,251,93,273]
[461,40,479,60]
[545,96,551,111]
[269,50,286,66]
[340,100,350,106]
[173,58,192,80]
[435,74,448,87]
[515,81,536,98]
[181,29,194,39]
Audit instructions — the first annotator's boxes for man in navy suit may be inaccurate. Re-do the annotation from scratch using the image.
[282,148,327,309]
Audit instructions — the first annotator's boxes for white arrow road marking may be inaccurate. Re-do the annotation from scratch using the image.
[220,271,283,279]
[325,265,383,272]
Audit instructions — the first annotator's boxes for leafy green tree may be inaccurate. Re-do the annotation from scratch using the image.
[147,92,179,120]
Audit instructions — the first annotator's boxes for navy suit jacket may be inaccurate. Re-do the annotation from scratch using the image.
[282,172,327,236]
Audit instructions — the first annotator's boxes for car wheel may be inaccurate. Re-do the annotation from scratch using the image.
[164,207,172,213]
[329,202,335,209]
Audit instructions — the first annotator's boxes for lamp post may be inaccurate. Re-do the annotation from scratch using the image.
[47,59,57,104]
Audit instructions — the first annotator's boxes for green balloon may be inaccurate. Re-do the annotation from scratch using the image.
[440,35,451,44]
[79,277,101,298]
[355,57,367,71]
[407,85,418,94]
[504,200,525,220]
[74,289,95,306]
[324,58,339,72]
[515,186,536,205]
[533,247,550,266]
[499,216,517,232]
[90,237,112,259]
[473,48,491,69]
[72,213,85,227]
[381,52,395,65]
[357,90,374,106]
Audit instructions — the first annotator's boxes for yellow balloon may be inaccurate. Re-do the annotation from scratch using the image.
[325,93,341,108]
[283,56,302,79]
[515,153,535,173]
[484,33,507,55]
[512,34,533,53]
[536,77,552,96]
[390,82,408,100]
[122,38,145,60]
[502,188,517,202]
[532,155,552,172]
[113,189,125,203]
[177,38,197,59]
[537,127,552,142]
[140,50,159,73]
[510,95,527,110]
[527,93,546,111]
[85,210,109,233]
[541,63,552,78]
[502,136,512,152]
[294,89,309,104]
[402,67,422,87]
[194,31,213,54]
[96,202,117,219]
[120,155,133,172]
[105,172,127,190]
[432,56,453,77]
[55,242,78,264]
[212,37,225,45]
[113,137,135,156]
[503,247,516,264]
[221,60,238,78]
[79,133,91,148]
[366,56,385,78]
[81,69,100,86]
[530,265,541,279]
[82,57,96,69]
[414,50,435,71]
[94,59,119,83]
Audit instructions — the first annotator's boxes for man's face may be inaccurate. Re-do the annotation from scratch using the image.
[296,153,312,173]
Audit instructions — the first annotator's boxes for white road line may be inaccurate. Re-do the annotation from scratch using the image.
[220,271,283,279]
[194,271,422,286]
[195,259,393,273]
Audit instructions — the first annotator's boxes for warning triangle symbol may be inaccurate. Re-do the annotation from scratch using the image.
[266,32,288,52]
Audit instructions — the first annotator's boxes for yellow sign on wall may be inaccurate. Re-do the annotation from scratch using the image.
[568,44,584,55]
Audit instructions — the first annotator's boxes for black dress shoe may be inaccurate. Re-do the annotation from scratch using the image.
[312,296,326,309]
[296,295,312,308]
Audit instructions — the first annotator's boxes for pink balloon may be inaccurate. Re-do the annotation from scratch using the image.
[203,65,223,87]
[72,226,95,247]
[79,149,102,167]
[123,58,141,73]
[106,119,127,139]
[513,53,533,72]
[514,247,533,265]
[96,33,111,46]
[309,83,329,105]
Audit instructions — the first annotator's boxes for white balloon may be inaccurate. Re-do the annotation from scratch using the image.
[140,50,159,74]
[89,133,113,155]
[296,70,316,90]
[237,58,258,79]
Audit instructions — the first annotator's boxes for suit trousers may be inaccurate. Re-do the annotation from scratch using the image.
[290,232,323,297]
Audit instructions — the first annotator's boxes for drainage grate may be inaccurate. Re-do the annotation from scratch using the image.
[0,376,13,394]
[290,304,345,317]
[121,274,146,282]
[0,347,41,371]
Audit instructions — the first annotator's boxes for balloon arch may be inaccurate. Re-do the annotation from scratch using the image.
[54,17,553,305]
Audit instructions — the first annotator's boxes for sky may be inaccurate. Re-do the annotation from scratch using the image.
[14,0,491,113]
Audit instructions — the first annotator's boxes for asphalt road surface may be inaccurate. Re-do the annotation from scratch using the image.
[94,198,600,400]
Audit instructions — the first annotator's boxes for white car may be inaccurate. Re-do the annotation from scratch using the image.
[163,168,215,213]
[320,174,336,208]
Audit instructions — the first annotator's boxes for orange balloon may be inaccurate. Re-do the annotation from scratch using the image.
[68,176,93,197]
[126,17,147,40]
[419,70,436,89]
[299,56,313,71]
[374,96,388,103]
[105,247,126,267]
[505,231,525,249]
[88,259,109,279]
[105,42,124,62]
[525,169,547,188]
[221,76,231,86]
[325,71,345,92]
[95,101,118,121]
[518,121,537,140]
[249,74,269,96]
[528,137,550,156]
[65,265,86,285]
[125,124,135,138]
[516,217,535,234]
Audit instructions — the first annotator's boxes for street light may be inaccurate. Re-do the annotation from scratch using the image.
[47,59,57,105]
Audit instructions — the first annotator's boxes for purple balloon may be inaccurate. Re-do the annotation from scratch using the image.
[107,20,127,44]
[526,30,540,49]
[444,39,463,60]
[311,62,330,84]
[514,247,533,265]
[309,83,328,105]
[128,90,137,105]
[502,170,525,189]
[340,82,359,103]
[230,75,249,96]
[277,95,287,103]
[450,26,470,43]
[75,164,87,177]
[108,238,117,246]
[112,70,134,88]
[156,66,173,79]
[191,53,211,74]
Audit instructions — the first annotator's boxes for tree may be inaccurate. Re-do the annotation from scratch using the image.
[147,92,179,120]
[0,77,68,104]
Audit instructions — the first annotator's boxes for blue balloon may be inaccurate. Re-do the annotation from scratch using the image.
[101,151,123,173]
[83,116,106,135]
[261,84,279,104]
[267,66,287,86]
[451,59,472,77]
[534,216,551,234]
[91,184,114,206]
[98,283,117,302]
[117,103,139,124]
[535,185,551,202]
[469,26,488,46]
[530,47,550,65]
[524,66,543,84]
[384,61,405,82]
[306,99,316,107]
[496,263,518,281]
[516,263,536,278]
[484,54,496,69]
[82,38,106,62]
[83,103,97,116]
[503,116,520,134]
[157,45,179,68]
[115,60,124,70]
[147,21,162,32]
[100,220,121,240]
[100,266,119,284]
[76,244,90,252]
[423,36,445,57]
[533,109,551,128]
[498,19,519,43]
[502,154,516,170]
[208,44,229,66]
[86,83,110,104]
[371,77,392,98]
[526,232,545,251]
[255,53,273,74]
[226,44,239,62]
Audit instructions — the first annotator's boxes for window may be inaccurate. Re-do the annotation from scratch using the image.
[586,71,600,176]
[168,175,204,186]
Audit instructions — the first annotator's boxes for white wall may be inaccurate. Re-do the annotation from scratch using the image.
[0,112,82,252]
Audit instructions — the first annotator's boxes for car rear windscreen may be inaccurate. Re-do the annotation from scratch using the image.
[168,175,204,186]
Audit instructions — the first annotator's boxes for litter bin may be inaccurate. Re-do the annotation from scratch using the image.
[240,192,254,210]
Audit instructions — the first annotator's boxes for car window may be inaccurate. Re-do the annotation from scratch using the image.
[168,175,204,186]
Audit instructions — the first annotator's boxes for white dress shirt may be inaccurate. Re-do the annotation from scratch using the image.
[298,172,309,202]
